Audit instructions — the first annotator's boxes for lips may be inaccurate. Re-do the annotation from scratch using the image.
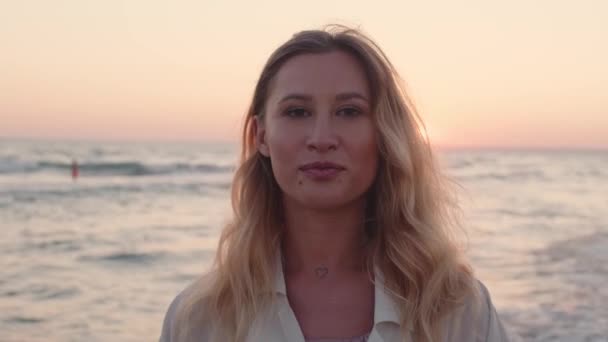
[299,161,345,171]
[299,161,345,181]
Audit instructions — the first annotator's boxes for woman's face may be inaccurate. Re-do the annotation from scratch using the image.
[255,50,378,210]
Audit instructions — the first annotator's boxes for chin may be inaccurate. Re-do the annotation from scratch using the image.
[296,193,355,211]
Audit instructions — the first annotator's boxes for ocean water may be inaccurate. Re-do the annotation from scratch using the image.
[0,139,606,341]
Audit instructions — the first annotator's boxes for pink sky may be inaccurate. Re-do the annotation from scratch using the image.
[1,1,606,148]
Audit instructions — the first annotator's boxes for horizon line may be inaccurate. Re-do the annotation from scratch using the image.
[2,135,607,152]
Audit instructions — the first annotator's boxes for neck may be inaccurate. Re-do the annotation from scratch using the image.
[281,197,369,276]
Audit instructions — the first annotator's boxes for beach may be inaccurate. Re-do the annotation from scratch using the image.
[1,139,606,341]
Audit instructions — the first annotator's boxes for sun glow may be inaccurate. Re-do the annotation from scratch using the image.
[0,1,606,148]
[418,124,443,146]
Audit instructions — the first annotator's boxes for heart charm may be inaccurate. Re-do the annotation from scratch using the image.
[315,266,328,279]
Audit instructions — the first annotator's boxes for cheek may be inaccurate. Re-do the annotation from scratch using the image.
[266,126,303,181]
[351,124,378,163]
[349,126,379,187]
[359,142,379,180]
[267,125,300,160]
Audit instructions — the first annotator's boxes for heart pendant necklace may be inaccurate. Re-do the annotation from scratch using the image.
[315,266,329,279]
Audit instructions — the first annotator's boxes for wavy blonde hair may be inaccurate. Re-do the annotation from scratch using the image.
[171,25,478,342]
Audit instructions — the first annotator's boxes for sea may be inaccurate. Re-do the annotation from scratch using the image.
[1,139,606,341]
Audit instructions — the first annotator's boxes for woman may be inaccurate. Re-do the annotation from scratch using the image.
[160,25,515,342]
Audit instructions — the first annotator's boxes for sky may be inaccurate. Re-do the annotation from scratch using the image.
[1,0,607,149]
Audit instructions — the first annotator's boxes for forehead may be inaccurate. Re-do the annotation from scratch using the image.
[268,51,370,102]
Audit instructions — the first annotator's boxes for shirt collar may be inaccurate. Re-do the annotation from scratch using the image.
[373,268,401,326]
[273,253,411,331]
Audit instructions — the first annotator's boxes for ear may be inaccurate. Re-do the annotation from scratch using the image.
[253,115,270,157]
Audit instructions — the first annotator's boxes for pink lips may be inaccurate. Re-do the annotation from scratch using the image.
[299,161,345,181]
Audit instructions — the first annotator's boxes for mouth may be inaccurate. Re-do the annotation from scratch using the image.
[299,161,345,180]
[299,161,346,171]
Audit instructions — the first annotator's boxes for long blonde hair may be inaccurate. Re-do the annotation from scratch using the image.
[172,25,478,342]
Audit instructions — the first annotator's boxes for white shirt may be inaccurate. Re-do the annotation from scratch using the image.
[160,259,517,342]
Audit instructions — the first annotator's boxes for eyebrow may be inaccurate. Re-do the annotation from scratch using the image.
[278,92,369,104]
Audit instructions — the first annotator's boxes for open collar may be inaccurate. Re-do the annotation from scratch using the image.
[273,253,411,331]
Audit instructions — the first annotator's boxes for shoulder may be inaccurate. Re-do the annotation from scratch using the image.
[159,272,216,342]
[441,279,520,342]
[159,289,182,342]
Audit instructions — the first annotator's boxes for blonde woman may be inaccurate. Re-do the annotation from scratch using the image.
[160,25,516,342]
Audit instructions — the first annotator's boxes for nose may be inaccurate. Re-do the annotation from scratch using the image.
[306,114,338,152]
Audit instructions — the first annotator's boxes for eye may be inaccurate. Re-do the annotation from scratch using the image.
[336,106,362,117]
[285,107,310,118]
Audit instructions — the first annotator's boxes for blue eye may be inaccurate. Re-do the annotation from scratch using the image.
[285,108,310,118]
[337,107,361,117]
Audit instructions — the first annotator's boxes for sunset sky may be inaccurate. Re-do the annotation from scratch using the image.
[1,0,606,148]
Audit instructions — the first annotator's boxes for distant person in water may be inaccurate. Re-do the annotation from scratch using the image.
[71,159,79,180]
[160,25,517,341]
